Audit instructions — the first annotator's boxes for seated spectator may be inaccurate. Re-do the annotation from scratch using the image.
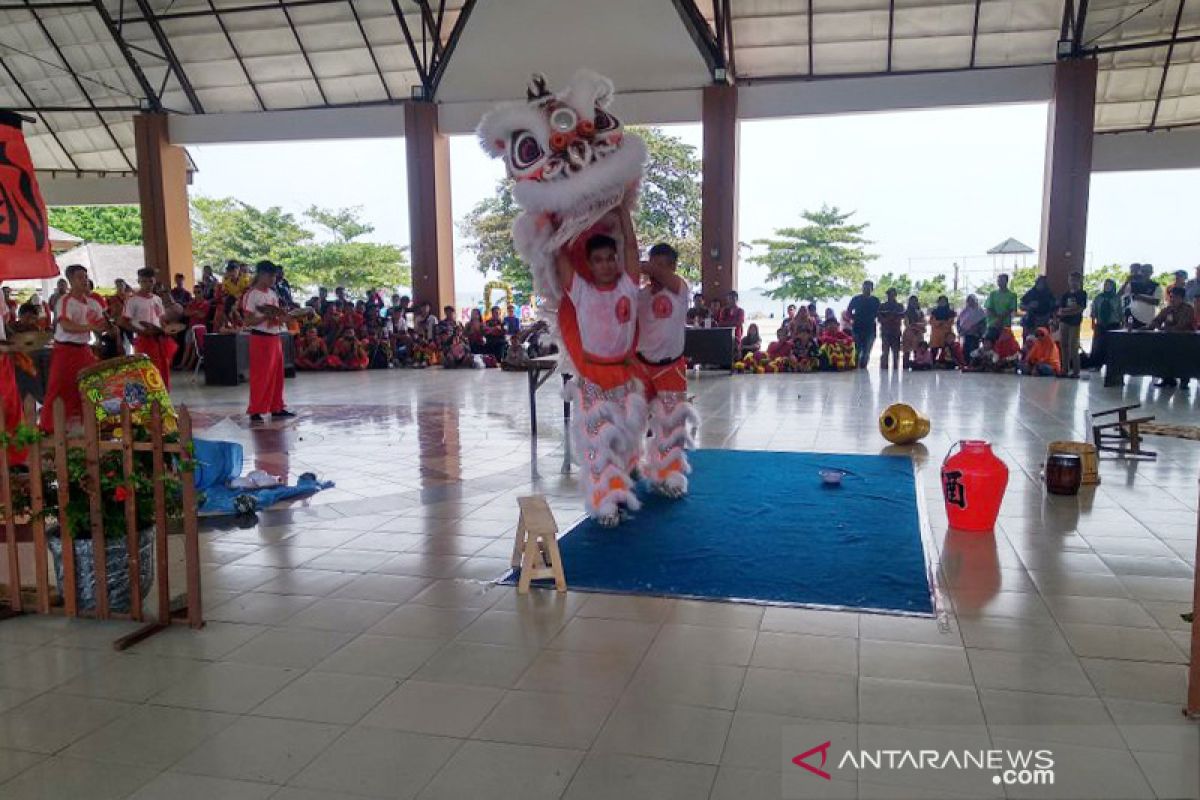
[1148,286,1196,388]
[740,323,762,356]
[928,296,956,359]
[792,305,818,340]
[792,329,820,373]
[910,340,933,371]
[524,320,556,357]
[686,293,709,326]
[296,328,329,370]
[818,320,856,371]
[707,297,724,327]
[484,306,507,358]
[465,308,487,354]
[502,335,531,370]
[1021,327,1060,376]
[933,331,964,369]
[327,329,368,370]
[442,330,475,368]
[437,305,457,339]
[767,319,793,358]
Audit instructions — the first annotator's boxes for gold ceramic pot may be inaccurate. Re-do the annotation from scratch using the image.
[879,403,930,445]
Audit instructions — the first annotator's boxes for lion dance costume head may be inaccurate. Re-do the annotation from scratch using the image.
[479,70,654,525]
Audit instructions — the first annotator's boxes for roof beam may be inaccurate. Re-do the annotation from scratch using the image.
[887,0,896,71]
[722,0,736,80]
[207,0,266,110]
[670,0,725,79]
[0,56,81,170]
[19,0,136,171]
[1071,0,1089,54]
[276,0,329,105]
[121,0,342,23]
[970,0,983,67]
[347,0,392,101]
[91,0,161,111]
[1149,0,1186,130]
[131,0,205,113]
[391,0,430,93]
[426,0,475,98]
[808,0,815,76]
[1090,32,1200,54]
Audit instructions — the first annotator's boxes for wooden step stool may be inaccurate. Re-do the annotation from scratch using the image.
[1090,403,1157,460]
[511,495,567,594]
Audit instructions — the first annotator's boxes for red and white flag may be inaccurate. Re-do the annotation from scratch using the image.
[0,111,58,279]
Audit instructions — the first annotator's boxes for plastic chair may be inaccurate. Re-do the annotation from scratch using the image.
[189,324,207,383]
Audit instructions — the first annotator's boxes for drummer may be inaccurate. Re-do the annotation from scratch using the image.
[120,268,180,389]
[40,264,108,431]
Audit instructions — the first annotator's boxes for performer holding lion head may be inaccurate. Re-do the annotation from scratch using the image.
[478,69,697,525]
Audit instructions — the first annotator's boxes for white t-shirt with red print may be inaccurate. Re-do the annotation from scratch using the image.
[241,287,285,334]
[566,272,638,361]
[637,279,689,362]
[121,293,165,332]
[53,294,106,345]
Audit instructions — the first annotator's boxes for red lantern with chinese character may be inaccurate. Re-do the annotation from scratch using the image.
[0,111,58,280]
[941,440,1008,532]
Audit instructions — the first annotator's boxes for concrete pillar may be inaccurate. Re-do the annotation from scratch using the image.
[1038,59,1097,295]
[701,84,739,299]
[404,101,455,311]
[134,113,194,288]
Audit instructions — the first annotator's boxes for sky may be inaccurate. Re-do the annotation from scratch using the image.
[188,102,1199,312]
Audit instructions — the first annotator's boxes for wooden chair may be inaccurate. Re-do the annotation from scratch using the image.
[1090,403,1157,460]
[511,495,566,594]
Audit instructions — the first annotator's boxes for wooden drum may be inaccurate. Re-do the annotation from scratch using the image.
[1045,453,1083,496]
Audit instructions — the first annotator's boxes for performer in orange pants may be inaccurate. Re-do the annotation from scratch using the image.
[39,264,106,431]
[636,243,697,497]
[240,261,293,422]
[0,350,27,465]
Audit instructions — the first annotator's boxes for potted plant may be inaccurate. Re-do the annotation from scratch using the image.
[1,421,188,612]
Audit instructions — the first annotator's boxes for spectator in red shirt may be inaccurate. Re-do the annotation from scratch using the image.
[719,291,745,341]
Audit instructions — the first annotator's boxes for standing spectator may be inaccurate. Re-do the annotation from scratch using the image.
[170,273,193,306]
[198,265,219,300]
[47,278,68,323]
[1055,271,1087,378]
[846,280,881,369]
[1186,265,1200,316]
[1122,263,1162,329]
[984,273,1019,332]
[720,291,745,341]
[1019,276,1057,333]
[316,287,333,316]
[956,294,987,358]
[928,295,957,361]
[877,288,904,370]
[1087,278,1121,369]
[503,304,521,336]
[901,296,927,368]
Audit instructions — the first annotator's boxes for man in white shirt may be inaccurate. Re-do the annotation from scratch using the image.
[555,206,645,526]
[121,268,178,389]
[39,264,108,430]
[240,261,294,423]
[636,243,697,498]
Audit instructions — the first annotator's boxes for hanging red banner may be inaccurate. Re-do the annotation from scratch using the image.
[0,111,58,280]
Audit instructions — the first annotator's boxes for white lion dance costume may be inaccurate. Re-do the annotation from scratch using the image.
[478,70,696,525]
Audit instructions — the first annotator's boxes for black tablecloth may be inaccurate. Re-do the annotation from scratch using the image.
[1104,330,1200,386]
[684,327,736,370]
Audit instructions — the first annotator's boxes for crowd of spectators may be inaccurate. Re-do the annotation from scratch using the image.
[759,263,1199,386]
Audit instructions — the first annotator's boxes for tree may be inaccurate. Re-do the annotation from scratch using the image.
[751,205,877,303]
[281,207,409,290]
[973,265,1039,299]
[459,126,703,296]
[48,205,143,245]
[190,197,408,292]
[874,272,913,298]
[191,196,309,267]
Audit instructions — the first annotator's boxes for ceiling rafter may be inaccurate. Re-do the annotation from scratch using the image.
[1148,0,1186,130]
[669,0,725,79]
[18,0,135,170]
[130,0,205,113]
[276,0,329,105]
[0,54,81,170]
[347,0,392,101]
[206,0,267,110]
[90,0,160,110]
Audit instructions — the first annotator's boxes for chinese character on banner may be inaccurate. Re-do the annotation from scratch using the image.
[942,469,967,509]
[0,111,58,280]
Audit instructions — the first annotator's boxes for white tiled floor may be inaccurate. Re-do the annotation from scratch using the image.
[0,366,1197,798]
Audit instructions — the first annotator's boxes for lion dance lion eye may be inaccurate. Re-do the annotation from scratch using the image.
[510,131,544,170]
[593,109,619,132]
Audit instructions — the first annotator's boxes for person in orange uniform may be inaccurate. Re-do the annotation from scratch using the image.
[40,264,108,431]
[636,243,697,498]
[239,261,294,423]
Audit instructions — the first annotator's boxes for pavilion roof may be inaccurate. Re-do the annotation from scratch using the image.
[987,237,1035,254]
[1,0,1197,175]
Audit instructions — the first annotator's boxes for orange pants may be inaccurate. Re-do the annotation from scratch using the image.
[247,333,285,415]
[39,342,97,431]
[134,333,178,389]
